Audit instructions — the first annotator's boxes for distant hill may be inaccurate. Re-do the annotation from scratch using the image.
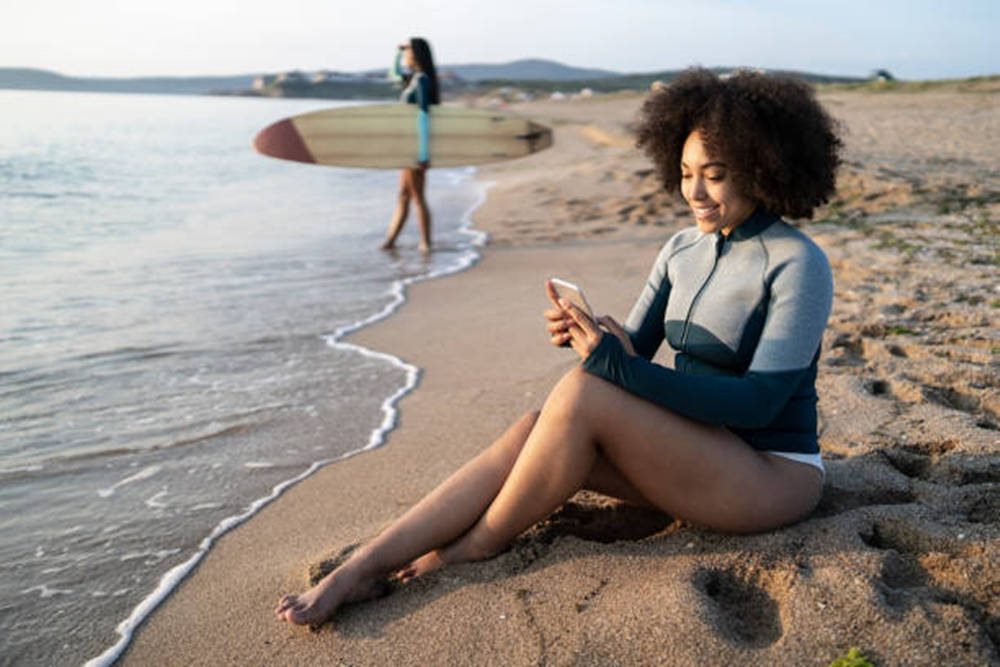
[478,67,866,95]
[0,68,256,94]
[433,59,619,81]
[0,60,621,96]
[0,61,867,99]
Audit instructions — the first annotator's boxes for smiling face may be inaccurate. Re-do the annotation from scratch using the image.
[680,129,757,235]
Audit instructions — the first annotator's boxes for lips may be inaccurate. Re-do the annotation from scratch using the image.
[693,205,719,220]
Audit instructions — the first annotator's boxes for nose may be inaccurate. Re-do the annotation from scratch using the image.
[688,175,708,202]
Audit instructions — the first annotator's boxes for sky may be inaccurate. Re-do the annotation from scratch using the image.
[2,0,998,80]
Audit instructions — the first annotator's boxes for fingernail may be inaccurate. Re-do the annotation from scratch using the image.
[558,299,569,308]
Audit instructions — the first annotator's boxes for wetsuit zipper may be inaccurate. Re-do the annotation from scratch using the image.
[680,234,726,349]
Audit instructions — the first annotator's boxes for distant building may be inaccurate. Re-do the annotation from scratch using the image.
[276,70,308,86]
[870,69,896,82]
[313,70,362,83]
[253,74,277,90]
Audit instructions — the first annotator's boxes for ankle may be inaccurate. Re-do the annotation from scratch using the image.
[453,530,498,563]
[340,545,387,581]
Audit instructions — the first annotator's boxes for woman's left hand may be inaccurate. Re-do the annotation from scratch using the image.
[596,315,637,357]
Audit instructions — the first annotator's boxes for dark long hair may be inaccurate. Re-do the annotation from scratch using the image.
[408,37,440,105]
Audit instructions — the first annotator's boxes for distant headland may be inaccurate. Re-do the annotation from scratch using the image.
[0,59,873,100]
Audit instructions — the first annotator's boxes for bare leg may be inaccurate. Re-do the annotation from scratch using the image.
[435,367,823,566]
[276,368,822,625]
[275,411,538,624]
[409,167,432,252]
[380,170,413,250]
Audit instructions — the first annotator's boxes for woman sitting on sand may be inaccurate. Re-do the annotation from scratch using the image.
[381,37,440,253]
[277,68,841,626]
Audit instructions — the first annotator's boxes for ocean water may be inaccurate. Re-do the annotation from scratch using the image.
[0,90,485,665]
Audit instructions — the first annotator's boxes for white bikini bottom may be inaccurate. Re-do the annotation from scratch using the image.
[766,450,825,475]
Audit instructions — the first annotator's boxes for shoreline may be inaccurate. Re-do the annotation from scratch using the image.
[122,91,998,665]
[85,172,491,667]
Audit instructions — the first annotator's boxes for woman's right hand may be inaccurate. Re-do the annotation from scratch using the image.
[544,280,572,347]
[543,279,606,360]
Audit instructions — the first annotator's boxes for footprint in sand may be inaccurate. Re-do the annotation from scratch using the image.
[693,566,783,648]
[858,518,998,652]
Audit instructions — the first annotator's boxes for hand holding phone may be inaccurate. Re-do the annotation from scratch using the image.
[548,278,594,318]
[545,278,637,358]
[545,278,600,356]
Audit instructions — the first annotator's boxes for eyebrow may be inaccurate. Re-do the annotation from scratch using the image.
[680,160,727,169]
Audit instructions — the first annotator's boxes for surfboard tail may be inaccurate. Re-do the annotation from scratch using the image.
[252,119,316,164]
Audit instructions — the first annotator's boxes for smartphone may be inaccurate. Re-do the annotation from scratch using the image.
[549,278,594,318]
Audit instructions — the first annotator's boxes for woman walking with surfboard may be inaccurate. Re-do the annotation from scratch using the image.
[380,37,440,253]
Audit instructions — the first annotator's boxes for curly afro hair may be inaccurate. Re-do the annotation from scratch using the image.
[636,68,842,220]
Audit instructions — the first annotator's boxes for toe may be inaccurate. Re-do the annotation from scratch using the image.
[286,605,313,625]
[275,594,297,615]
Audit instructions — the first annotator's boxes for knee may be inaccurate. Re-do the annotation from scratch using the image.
[486,410,539,463]
[546,367,597,418]
[520,410,541,428]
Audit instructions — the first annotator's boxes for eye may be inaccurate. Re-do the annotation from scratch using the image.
[706,171,726,182]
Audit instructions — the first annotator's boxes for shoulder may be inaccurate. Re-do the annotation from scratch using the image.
[758,220,832,288]
[660,225,705,260]
[760,220,829,267]
[414,73,432,95]
[648,226,706,273]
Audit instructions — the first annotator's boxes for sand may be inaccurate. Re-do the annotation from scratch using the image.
[122,86,999,665]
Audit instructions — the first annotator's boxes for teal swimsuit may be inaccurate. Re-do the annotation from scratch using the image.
[582,209,833,471]
[390,51,431,164]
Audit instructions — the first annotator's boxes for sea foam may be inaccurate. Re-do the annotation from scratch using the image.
[84,177,491,667]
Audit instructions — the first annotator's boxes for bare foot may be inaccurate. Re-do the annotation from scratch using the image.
[379,240,395,251]
[394,549,447,584]
[418,241,431,254]
[274,565,382,626]
[394,533,497,584]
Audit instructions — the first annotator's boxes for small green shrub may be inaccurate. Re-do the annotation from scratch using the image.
[829,647,875,667]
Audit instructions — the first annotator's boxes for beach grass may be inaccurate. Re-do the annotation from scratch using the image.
[829,647,875,667]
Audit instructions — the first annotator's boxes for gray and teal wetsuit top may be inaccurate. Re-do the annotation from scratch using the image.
[582,209,833,458]
[390,51,431,164]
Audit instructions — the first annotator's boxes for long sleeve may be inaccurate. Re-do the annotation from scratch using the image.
[622,243,674,360]
[582,226,833,431]
[582,334,811,428]
[389,50,404,81]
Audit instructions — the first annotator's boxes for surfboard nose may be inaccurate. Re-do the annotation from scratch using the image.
[252,119,316,164]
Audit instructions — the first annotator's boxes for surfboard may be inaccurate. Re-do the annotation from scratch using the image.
[252,104,552,169]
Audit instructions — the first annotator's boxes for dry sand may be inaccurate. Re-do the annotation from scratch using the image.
[123,86,998,665]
